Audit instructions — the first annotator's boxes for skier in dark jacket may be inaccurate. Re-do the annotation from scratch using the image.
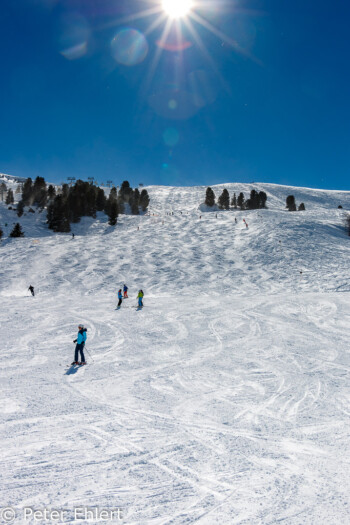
[72,324,87,365]
[123,284,128,298]
[28,285,35,297]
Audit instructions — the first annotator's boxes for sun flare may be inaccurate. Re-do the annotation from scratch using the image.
[162,0,193,19]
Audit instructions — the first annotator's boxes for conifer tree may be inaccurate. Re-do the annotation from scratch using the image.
[47,185,56,201]
[87,185,97,218]
[205,187,215,207]
[231,193,237,208]
[258,191,267,208]
[286,195,296,211]
[133,188,140,207]
[237,192,245,210]
[10,223,24,237]
[130,191,140,215]
[108,199,118,225]
[6,189,14,205]
[0,226,3,240]
[119,181,132,203]
[96,188,106,212]
[68,191,82,223]
[0,182,7,201]
[17,200,24,217]
[139,189,150,212]
[298,203,305,211]
[22,178,33,205]
[47,195,70,232]
[33,177,47,207]
[110,187,117,199]
[61,183,69,199]
[218,189,230,210]
[247,189,259,210]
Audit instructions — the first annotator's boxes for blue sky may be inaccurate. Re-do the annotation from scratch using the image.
[1,0,349,189]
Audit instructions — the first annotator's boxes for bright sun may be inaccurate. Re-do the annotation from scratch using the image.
[162,0,193,19]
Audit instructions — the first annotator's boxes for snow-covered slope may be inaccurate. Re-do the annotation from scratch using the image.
[1,183,350,524]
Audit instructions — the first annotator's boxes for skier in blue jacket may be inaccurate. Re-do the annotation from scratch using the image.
[72,324,87,365]
[117,289,123,308]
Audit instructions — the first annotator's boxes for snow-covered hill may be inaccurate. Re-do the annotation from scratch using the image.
[1,182,350,524]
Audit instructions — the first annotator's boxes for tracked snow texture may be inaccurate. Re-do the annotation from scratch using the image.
[1,179,350,524]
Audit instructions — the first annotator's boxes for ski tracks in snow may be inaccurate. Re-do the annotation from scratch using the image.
[1,186,350,523]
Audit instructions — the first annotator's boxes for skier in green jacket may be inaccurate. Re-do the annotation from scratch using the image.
[137,290,144,307]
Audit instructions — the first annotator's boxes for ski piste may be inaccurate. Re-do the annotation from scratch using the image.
[1,179,350,524]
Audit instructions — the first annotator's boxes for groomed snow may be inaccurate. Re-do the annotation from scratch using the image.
[1,181,350,524]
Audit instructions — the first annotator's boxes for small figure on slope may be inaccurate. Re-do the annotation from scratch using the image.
[117,289,123,308]
[28,285,35,297]
[72,324,87,365]
[123,284,128,298]
[137,290,144,308]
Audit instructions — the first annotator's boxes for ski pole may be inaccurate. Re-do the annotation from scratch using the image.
[84,346,94,363]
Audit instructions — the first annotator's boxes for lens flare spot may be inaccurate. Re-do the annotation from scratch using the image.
[163,128,179,147]
[61,42,87,60]
[156,39,192,52]
[156,26,192,51]
[111,28,149,66]
[58,14,90,60]
[168,99,177,109]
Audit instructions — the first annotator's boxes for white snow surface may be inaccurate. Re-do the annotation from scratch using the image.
[1,181,350,524]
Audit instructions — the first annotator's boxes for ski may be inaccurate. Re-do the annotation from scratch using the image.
[65,363,87,368]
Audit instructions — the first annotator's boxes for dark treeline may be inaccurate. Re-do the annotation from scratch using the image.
[205,187,267,210]
[47,179,150,232]
[8,176,150,232]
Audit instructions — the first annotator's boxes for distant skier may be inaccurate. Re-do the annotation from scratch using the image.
[235,217,237,224]
[123,284,128,298]
[137,290,144,307]
[117,289,123,308]
[28,285,35,297]
[72,324,87,365]
[72,233,75,239]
